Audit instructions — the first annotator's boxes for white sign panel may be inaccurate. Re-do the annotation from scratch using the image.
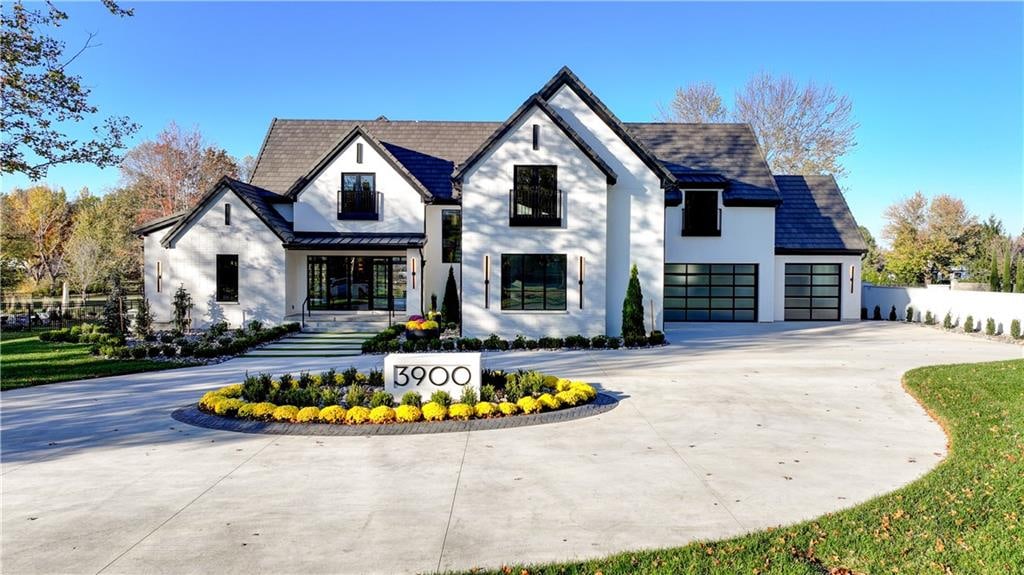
[384,352,481,400]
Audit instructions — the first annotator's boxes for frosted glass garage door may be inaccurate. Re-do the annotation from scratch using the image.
[784,263,840,320]
[664,264,758,322]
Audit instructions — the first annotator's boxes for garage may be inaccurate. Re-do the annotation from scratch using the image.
[784,263,840,320]
[664,263,757,322]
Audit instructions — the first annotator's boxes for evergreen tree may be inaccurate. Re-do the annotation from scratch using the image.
[1002,247,1014,293]
[988,249,1001,291]
[102,274,127,335]
[134,297,153,338]
[171,284,193,333]
[621,264,645,341]
[1016,255,1024,294]
[441,266,460,325]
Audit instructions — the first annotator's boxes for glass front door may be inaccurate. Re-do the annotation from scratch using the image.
[308,256,406,311]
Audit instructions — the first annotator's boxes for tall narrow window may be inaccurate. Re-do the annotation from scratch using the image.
[339,173,377,220]
[532,124,540,150]
[510,165,559,226]
[501,254,567,311]
[216,254,239,302]
[441,210,461,263]
[224,203,231,225]
[356,143,364,164]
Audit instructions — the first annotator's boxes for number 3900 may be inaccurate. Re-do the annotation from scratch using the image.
[394,365,472,387]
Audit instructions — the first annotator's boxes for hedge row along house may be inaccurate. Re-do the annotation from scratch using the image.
[135,67,866,338]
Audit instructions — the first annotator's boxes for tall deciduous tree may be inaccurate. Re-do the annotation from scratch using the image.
[1,1,138,179]
[0,185,71,288]
[660,73,858,178]
[120,122,240,221]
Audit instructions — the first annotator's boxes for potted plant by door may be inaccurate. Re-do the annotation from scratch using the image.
[405,316,440,340]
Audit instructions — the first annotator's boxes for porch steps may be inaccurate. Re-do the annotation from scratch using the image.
[242,331,376,358]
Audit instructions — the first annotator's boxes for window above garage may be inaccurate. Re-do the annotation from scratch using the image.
[682,190,721,237]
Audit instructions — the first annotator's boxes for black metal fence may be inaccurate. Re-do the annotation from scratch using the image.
[1,293,144,331]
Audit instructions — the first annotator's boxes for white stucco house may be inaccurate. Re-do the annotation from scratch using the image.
[135,67,867,337]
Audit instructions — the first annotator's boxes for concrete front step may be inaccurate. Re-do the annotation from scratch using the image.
[240,330,375,358]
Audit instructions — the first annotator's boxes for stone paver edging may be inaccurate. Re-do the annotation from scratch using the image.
[171,392,618,436]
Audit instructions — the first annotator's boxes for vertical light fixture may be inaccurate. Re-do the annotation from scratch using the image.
[411,257,417,289]
[849,264,855,294]
[156,261,162,293]
[484,255,491,309]
[578,256,585,309]
[356,143,363,164]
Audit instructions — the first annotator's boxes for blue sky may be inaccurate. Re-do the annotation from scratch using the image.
[5,1,1022,241]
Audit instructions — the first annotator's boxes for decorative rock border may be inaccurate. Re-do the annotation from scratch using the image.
[172,392,619,436]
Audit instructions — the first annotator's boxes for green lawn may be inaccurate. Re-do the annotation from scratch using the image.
[0,331,197,391]
[467,360,1024,575]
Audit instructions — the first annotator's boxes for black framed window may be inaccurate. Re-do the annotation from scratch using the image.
[664,263,757,321]
[339,173,377,220]
[683,191,720,236]
[501,254,566,311]
[510,165,560,226]
[441,209,461,263]
[216,254,239,303]
[224,203,231,225]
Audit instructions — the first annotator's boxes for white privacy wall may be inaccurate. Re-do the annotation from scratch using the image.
[292,134,425,234]
[460,104,609,338]
[546,84,665,335]
[148,186,287,328]
[774,254,862,321]
[863,285,1024,333]
[665,202,777,322]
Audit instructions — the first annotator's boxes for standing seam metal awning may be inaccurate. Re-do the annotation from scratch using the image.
[283,233,426,250]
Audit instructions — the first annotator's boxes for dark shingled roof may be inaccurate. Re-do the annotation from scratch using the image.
[774,175,867,254]
[250,120,780,205]
[625,123,780,205]
[158,177,296,247]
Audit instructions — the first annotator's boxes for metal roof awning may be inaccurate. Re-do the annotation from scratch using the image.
[284,232,427,250]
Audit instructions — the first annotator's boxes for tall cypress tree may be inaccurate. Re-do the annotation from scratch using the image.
[441,266,460,325]
[1015,255,1023,294]
[1002,247,1014,293]
[988,249,1001,292]
[102,274,127,335]
[621,264,645,341]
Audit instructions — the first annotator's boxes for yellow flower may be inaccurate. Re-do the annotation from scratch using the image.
[345,406,371,424]
[216,383,244,398]
[199,392,225,412]
[251,402,277,419]
[295,406,320,423]
[272,405,299,422]
[395,405,422,423]
[449,403,473,420]
[214,398,244,416]
[517,396,540,414]
[555,390,579,407]
[538,393,561,411]
[318,405,347,423]
[555,378,574,392]
[498,401,519,416]
[570,382,597,401]
[474,402,497,418]
[237,403,258,418]
[421,320,439,329]
[369,406,397,424]
[422,402,448,421]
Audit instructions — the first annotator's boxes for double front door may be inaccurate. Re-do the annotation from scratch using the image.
[307,255,407,311]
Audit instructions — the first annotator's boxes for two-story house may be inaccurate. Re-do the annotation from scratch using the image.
[136,67,866,337]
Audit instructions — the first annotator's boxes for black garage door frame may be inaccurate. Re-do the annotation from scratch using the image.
[664,263,758,322]
[784,263,841,321]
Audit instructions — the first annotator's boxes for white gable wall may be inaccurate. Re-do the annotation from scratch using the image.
[149,186,287,328]
[292,135,425,234]
[546,85,665,335]
[460,105,608,338]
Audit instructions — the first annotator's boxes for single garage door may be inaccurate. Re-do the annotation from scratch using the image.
[784,263,840,320]
[664,263,757,322]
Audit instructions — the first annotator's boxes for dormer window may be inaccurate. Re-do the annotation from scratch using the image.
[338,173,378,220]
[510,165,560,226]
[682,190,721,237]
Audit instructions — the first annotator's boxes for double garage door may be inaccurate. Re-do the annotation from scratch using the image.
[664,263,757,322]
[783,263,841,320]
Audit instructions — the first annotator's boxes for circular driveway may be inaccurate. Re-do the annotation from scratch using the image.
[2,323,1020,574]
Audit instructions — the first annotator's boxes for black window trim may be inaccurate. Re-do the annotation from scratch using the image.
[510,164,560,227]
[441,209,462,264]
[682,189,721,237]
[500,253,567,311]
[215,254,239,303]
[338,172,378,220]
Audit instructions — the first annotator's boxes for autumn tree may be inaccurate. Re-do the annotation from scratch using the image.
[64,197,111,302]
[0,185,71,290]
[859,226,887,285]
[1,1,138,179]
[120,122,240,221]
[660,72,858,178]
[882,192,930,284]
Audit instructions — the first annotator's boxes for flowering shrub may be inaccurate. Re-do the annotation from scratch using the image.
[200,392,226,412]
[296,407,320,423]
[217,384,244,398]
[422,402,447,421]
[214,398,244,416]
[449,403,473,420]
[498,401,520,416]
[555,378,574,392]
[249,402,277,419]
[537,393,561,411]
[555,390,582,407]
[369,406,396,424]
[395,405,422,423]
[345,406,371,425]
[237,403,258,418]
[406,317,440,331]
[319,405,347,423]
[517,396,541,414]
[474,402,497,418]
[272,405,300,422]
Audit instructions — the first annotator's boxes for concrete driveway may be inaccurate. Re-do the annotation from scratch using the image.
[2,322,1020,574]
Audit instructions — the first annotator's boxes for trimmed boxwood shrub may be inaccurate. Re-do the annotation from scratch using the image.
[1011,319,1021,340]
[648,330,666,345]
[889,306,897,321]
[964,315,975,333]
[985,318,997,336]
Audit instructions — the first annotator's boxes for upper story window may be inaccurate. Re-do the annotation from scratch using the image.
[510,165,560,227]
[224,203,231,225]
[682,190,721,237]
[338,173,378,220]
[216,254,239,303]
[441,209,461,263]
[501,254,567,311]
